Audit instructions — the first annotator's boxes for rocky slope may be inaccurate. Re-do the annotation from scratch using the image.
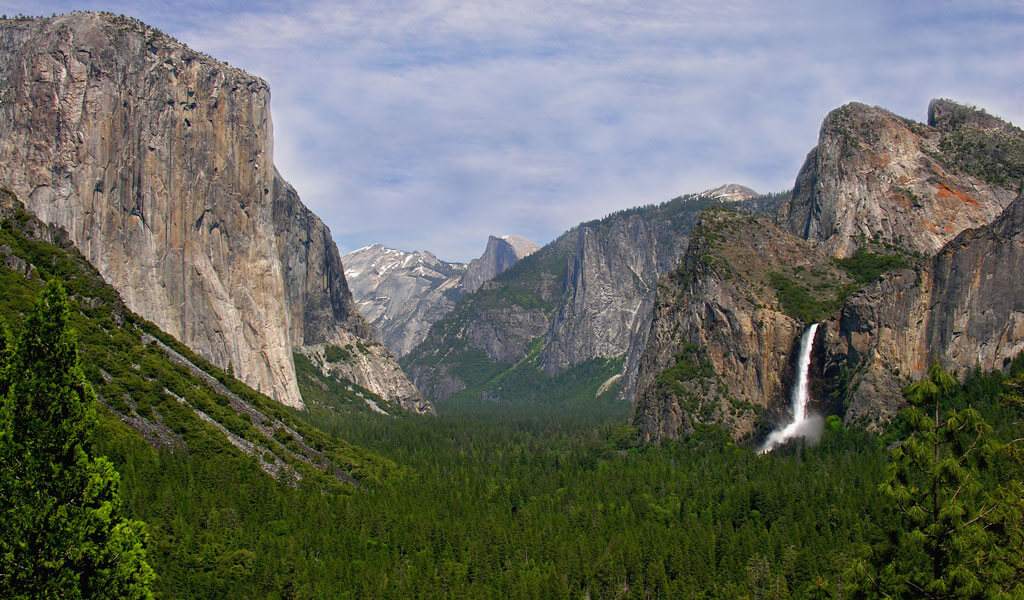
[628,208,852,443]
[821,192,1024,428]
[402,189,775,405]
[0,189,391,487]
[631,100,1024,443]
[777,100,1020,258]
[343,245,467,357]
[462,235,540,293]
[343,235,538,359]
[0,13,427,413]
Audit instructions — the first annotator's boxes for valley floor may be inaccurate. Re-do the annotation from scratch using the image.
[97,386,985,599]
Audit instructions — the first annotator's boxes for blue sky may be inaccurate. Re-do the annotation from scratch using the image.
[7,1,1024,261]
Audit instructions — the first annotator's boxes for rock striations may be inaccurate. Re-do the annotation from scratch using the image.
[0,13,428,413]
[631,100,1024,443]
[343,244,469,358]
[343,235,537,358]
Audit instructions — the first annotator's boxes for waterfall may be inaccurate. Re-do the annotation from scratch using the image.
[760,323,820,454]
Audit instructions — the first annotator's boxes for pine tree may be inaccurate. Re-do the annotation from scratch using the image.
[847,362,1024,600]
[0,281,154,599]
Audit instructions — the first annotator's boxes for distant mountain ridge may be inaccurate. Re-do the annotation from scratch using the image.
[401,186,781,407]
[343,235,538,358]
[343,245,469,357]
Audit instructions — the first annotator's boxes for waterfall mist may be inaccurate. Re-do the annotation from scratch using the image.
[760,323,822,454]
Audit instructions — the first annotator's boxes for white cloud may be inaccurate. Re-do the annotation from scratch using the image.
[12,0,1024,260]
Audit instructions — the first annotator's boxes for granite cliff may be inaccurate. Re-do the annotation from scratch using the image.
[631,100,1024,443]
[343,235,537,358]
[778,101,1020,258]
[627,208,852,443]
[821,192,1024,428]
[462,235,539,293]
[0,13,427,413]
[402,188,773,406]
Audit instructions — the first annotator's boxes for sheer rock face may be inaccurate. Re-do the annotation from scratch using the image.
[462,235,539,293]
[343,244,468,358]
[822,193,1024,428]
[538,215,681,376]
[629,209,850,443]
[271,174,371,346]
[629,101,1024,443]
[778,102,1018,258]
[402,193,740,403]
[0,13,427,412]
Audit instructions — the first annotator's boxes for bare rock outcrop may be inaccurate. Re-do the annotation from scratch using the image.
[778,101,1019,258]
[629,208,851,442]
[462,235,540,293]
[0,13,427,412]
[822,193,1024,428]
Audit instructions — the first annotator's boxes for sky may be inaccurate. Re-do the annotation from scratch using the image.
[6,1,1024,261]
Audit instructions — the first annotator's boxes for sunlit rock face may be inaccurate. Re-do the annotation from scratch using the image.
[343,244,469,358]
[778,101,1018,258]
[821,192,1024,429]
[462,235,540,294]
[0,13,428,413]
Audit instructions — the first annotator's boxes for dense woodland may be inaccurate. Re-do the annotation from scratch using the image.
[7,289,1024,597]
[92,367,1022,599]
[1,199,1023,598]
[1,191,1022,599]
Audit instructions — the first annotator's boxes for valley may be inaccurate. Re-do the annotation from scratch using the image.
[1,9,1023,600]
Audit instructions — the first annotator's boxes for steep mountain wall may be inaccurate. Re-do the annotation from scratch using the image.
[539,213,684,375]
[402,191,766,404]
[778,101,1019,258]
[0,189,390,487]
[0,13,427,412]
[628,208,851,442]
[343,244,468,357]
[822,193,1024,428]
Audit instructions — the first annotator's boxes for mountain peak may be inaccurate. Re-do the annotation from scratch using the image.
[927,98,1017,132]
[343,235,536,357]
[701,183,759,203]
[779,100,1020,258]
[463,234,540,293]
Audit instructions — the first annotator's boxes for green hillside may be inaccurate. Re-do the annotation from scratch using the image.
[4,187,1023,598]
[403,191,790,411]
[0,191,401,597]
